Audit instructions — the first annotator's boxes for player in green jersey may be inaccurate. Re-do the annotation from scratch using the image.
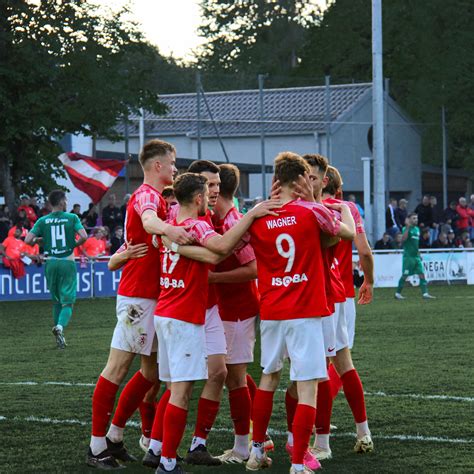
[25,190,87,348]
[395,212,435,300]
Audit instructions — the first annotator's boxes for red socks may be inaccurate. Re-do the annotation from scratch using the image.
[92,376,119,436]
[139,401,155,438]
[315,380,333,434]
[161,403,188,459]
[194,397,220,439]
[229,387,251,435]
[292,404,316,464]
[246,374,257,403]
[151,389,171,442]
[341,368,367,423]
[251,389,274,443]
[111,370,154,428]
[285,390,298,432]
[328,363,343,399]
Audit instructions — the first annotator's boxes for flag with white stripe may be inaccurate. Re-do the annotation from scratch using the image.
[58,152,127,204]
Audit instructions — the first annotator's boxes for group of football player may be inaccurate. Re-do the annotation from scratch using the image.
[85,139,375,473]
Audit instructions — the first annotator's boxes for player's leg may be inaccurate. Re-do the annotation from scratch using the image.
[286,318,326,473]
[247,318,286,471]
[418,265,435,298]
[87,348,135,469]
[45,260,66,348]
[106,352,157,460]
[395,259,410,299]
[332,302,373,453]
[138,381,161,452]
[186,305,226,466]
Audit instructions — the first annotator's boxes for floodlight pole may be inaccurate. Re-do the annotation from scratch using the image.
[362,157,373,245]
[258,74,267,198]
[139,107,145,152]
[196,72,202,160]
[372,0,386,241]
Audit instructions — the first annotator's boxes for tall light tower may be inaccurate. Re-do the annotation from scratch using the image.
[372,0,386,241]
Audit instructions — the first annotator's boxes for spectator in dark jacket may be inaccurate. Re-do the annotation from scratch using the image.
[102,194,122,233]
[0,205,11,242]
[385,198,399,236]
[374,232,395,250]
[447,229,456,247]
[431,232,450,249]
[443,201,459,231]
[393,232,403,249]
[120,194,131,226]
[394,199,408,230]
[82,203,98,229]
[415,195,433,229]
[419,228,431,249]
[110,226,125,254]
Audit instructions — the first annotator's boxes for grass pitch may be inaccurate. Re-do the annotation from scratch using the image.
[1,286,473,473]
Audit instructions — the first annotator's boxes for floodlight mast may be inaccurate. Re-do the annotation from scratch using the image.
[372,0,386,242]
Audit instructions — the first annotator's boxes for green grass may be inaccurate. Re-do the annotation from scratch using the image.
[1,286,474,473]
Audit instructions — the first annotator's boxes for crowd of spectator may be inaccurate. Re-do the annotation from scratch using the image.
[379,194,474,250]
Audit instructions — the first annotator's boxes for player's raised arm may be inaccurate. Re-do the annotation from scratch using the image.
[325,202,356,240]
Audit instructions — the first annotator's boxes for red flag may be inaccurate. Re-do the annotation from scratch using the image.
[58,152,127,204]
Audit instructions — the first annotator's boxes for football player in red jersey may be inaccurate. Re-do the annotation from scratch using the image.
[86,140,194,470]
[146,173,279,474]
[312,165,374,458]
[246,152,355,474]
[211,164,260,464]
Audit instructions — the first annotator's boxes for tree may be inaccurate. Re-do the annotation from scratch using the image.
[296,0,474,172]
[197,0,321,89]
[0,0,167,210]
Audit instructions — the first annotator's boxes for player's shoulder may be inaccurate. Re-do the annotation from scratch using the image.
[224,207,242,226]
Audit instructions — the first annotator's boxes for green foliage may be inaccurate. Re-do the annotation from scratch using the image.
[0,0,169,206]
[197,0,321,89]
[295,0,474,172]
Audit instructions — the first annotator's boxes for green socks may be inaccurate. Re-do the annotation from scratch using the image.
[420,278,428,295]
[58,305,73,328]
[53,304,61,325]
[397,277,405,294]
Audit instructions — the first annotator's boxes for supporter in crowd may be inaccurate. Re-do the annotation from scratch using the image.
[29,197,40,218]
[110,226,124,254]
[385,197,399,236]
[469,194,474,211]
[81,227,108,259]
[17,195,38,227]
[102,193,122,233]
[456,197,474,236]
[419,228,431,249]
[120,194,131,226]
[39,201,52,217]
[348,193,365,218]
[414,195,433,230]
[393,232,403,249]
[70,203,81,217]
[431,232,450,249]
[374,232,395,250]
[395,198,408,231]
[447,229,456,247]
[0,226,37,278]
[14,209,31,230]
[82,203,98,229]
[443,201,459,232]
[429,196,442,243]
[455,230,471,248]
[0,205,11,242]
[8,222,28,238]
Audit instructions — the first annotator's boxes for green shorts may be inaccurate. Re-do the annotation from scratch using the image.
[402,256,424,276]
[45,259,77,305]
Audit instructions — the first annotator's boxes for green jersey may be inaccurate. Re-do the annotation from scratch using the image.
[402,225,420,258]
[31,212,84,258]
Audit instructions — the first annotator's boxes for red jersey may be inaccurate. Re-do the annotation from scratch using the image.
[213,207,260,322]
[168,205,217,309]
[82,236,106,257]
[324,198,365,298]
[2,236,26,259]
[248,199,340,321]
[322,245,346,313]
[118,184,167,299]
[155,218,219,324]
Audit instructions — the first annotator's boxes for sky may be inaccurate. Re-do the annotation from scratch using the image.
[95,0,329,61]
[95,0,205,60]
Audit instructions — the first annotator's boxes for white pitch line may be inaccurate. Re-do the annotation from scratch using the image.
[1,381,473,403]
[1,415,473,445]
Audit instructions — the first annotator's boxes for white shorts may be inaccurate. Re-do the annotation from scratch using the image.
[205,305,227,356]
[154,316,208,383]
[321,313,336,357]
[260,318,327,381]
[111,296,157,355]
[223,316,257,365]
[344,298,356,349]
[334,302,350,352]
